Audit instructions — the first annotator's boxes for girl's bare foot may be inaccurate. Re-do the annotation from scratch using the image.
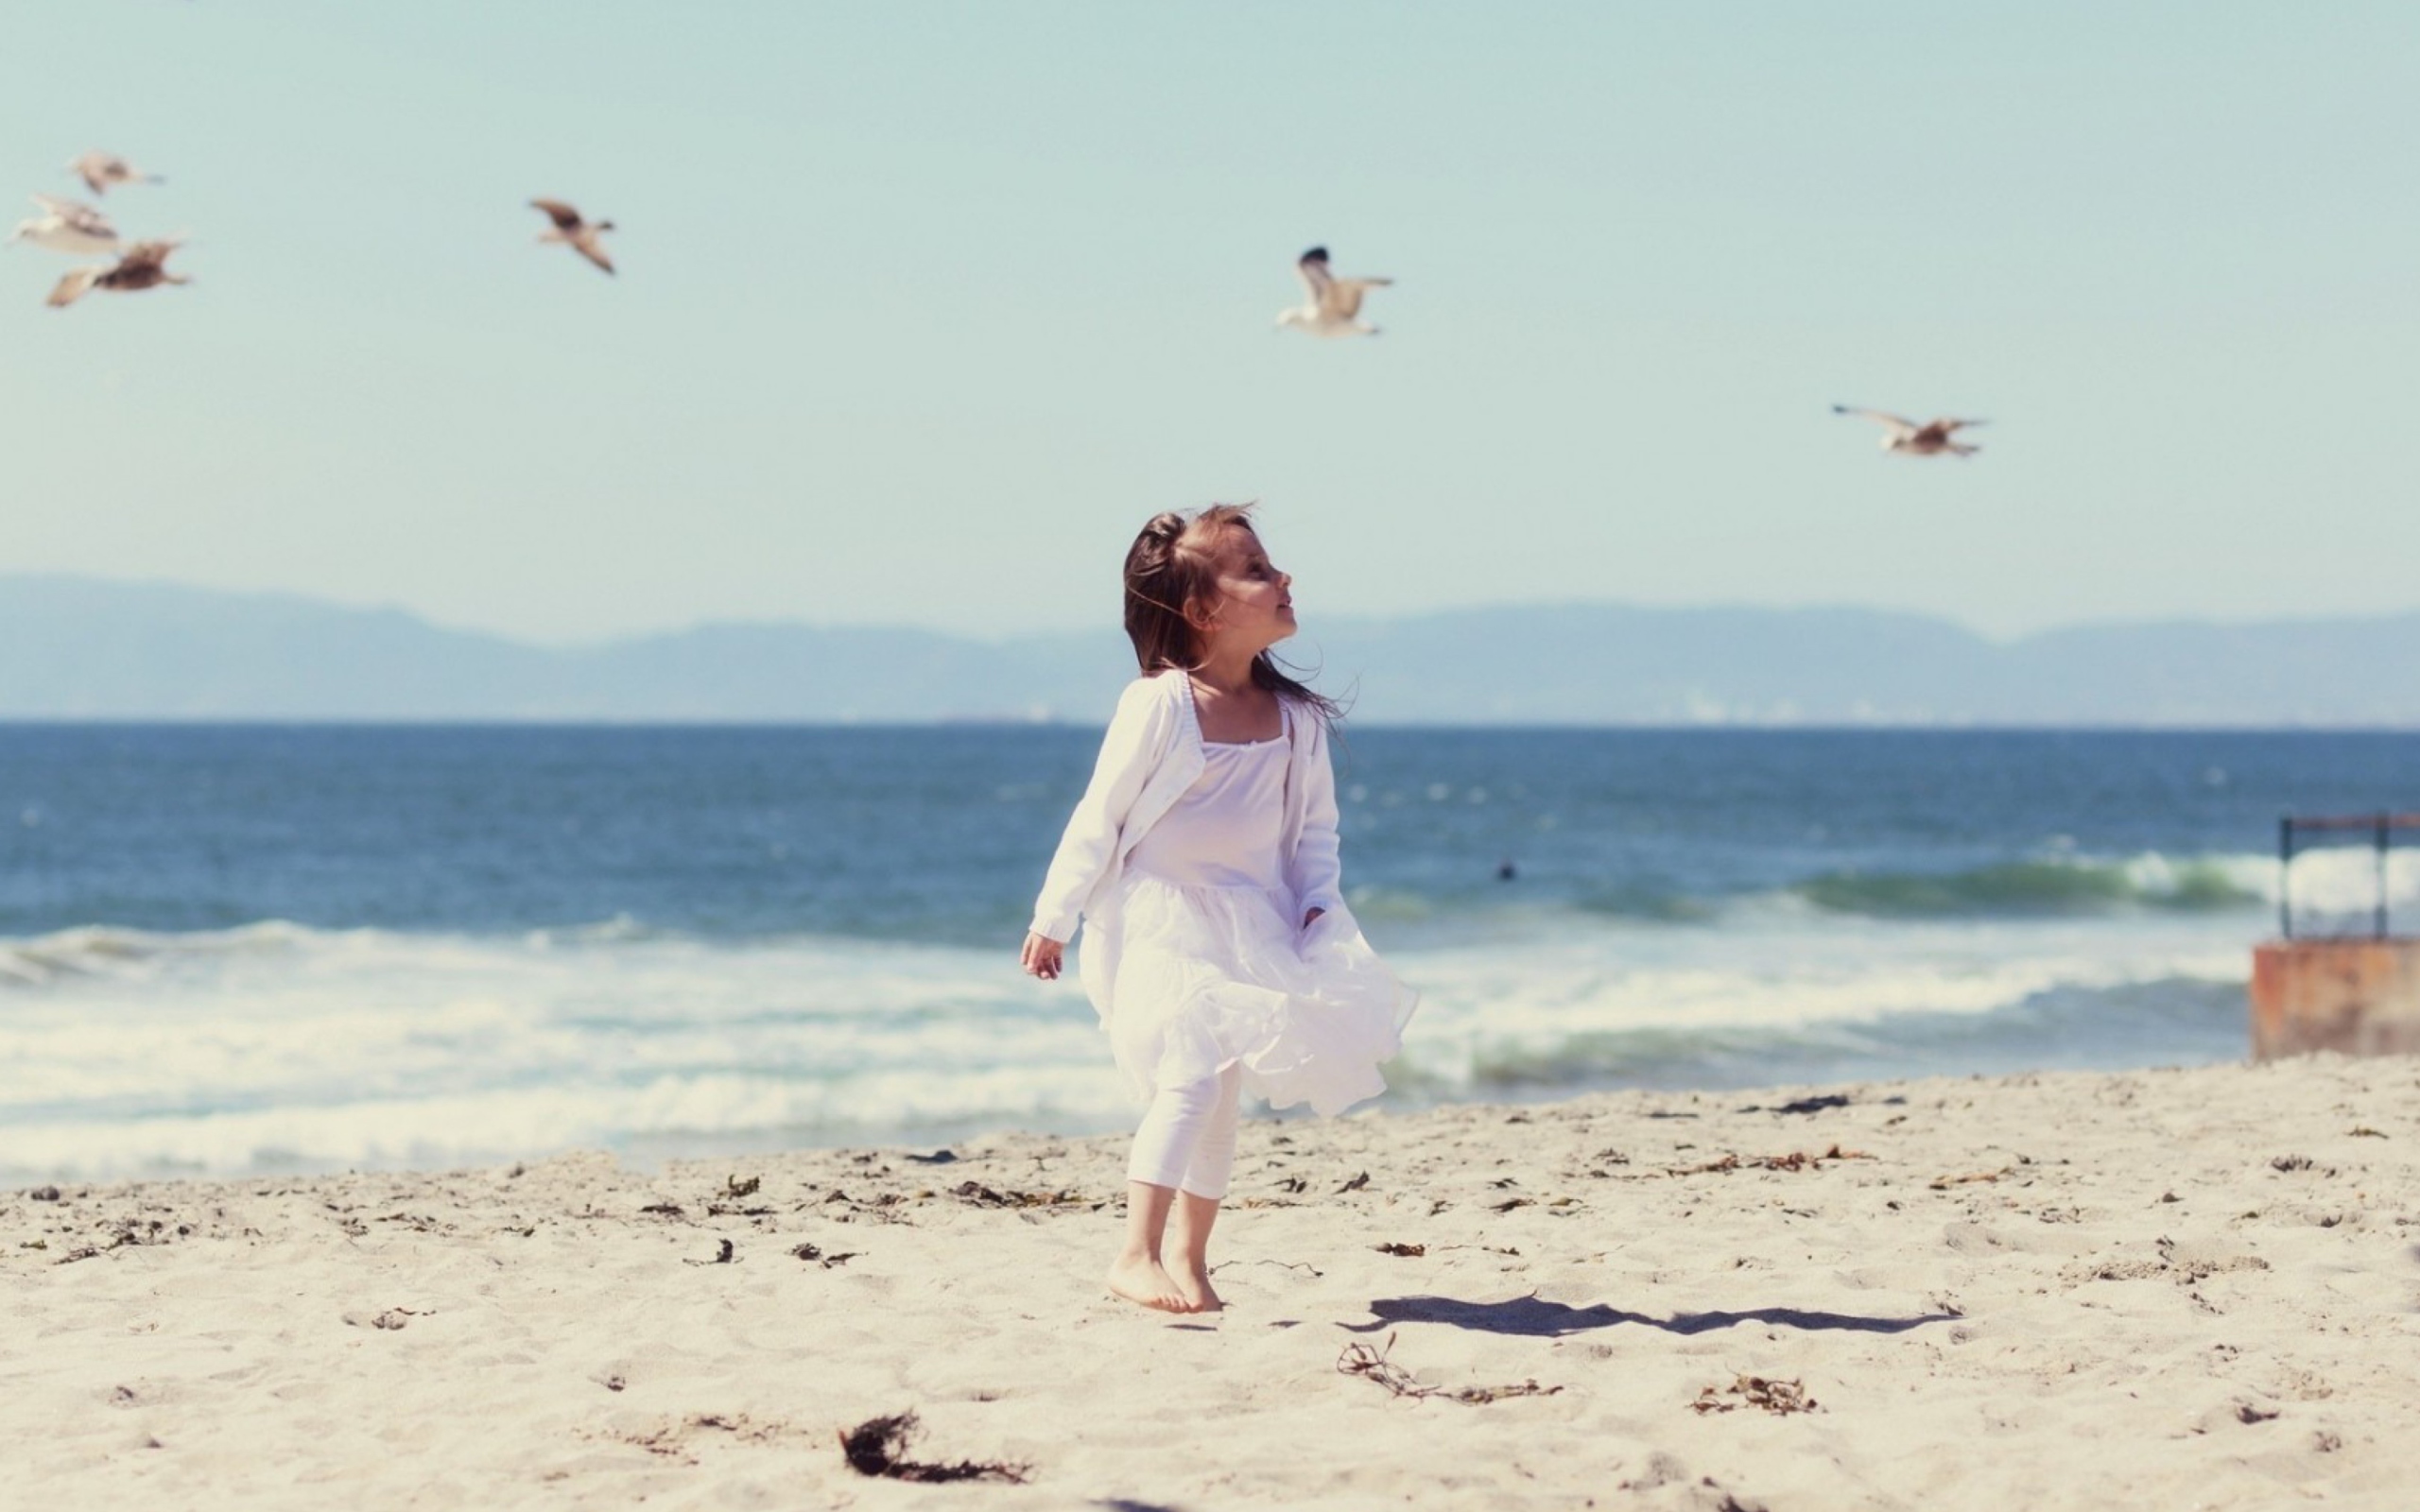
[1106,1253,1189,1313]
[1174,1263,1223,1313]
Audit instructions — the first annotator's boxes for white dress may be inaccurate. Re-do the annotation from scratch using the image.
[1099,707,1416,1116]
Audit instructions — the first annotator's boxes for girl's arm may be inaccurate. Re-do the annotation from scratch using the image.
[1287,715,1347,927]
[1028,677,1173,947]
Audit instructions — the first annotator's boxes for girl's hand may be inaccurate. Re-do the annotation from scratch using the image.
[1021,931,1064,980]
[1302,907,1325,929]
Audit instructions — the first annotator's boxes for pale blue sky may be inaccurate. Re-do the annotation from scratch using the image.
[4,3,2413,644]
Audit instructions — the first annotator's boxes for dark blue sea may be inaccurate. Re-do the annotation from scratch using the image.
[4,724,2413,1180]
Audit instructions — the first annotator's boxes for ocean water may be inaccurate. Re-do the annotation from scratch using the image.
[4,724,2415,1181]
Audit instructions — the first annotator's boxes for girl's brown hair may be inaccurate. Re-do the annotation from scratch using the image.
[1122,504,1340,723]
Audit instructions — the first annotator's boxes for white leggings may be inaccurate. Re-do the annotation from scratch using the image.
[1126,1063,1244,1200]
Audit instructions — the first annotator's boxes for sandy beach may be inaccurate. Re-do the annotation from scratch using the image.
[7,1054,2417,1510]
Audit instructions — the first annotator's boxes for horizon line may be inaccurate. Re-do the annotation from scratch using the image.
[7,568,2419,652]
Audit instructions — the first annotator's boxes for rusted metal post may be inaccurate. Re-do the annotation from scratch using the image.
[2378,813,2393,941]
[2279,816,2294,940]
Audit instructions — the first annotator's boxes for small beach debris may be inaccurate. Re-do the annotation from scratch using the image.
[950,1180,1086,1210]
[1690,1375,1819,1416]
[371,1308,425,1331]
[2349,1126,2386,1139]
[1928,1168,2007,1190]
[791,1243,860,1268]
[725,1175,760,1199]
[906,1149,959,1164]
[1336,1332,1561,1405]
[1739,1093,1851,1116]
[1374,1242,1426,1257]
[639,1201,685,1218]
[683,1238,735,1266]
[1275,1176,1308,1194]
[28,1186,61,1202]
[1674,1145,1872,1177]
[837,1411,1030,1484]
[1336,1171,1371,1194]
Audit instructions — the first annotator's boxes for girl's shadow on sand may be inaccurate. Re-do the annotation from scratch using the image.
[1345,1295,1957,1337]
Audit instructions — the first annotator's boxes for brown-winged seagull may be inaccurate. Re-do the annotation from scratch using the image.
[46,239,190,309]
[530,198,614,275]
[1277,246,1391,337]
[1832,405,1986,457]
[9,196,120,255]
[67,152,164,198]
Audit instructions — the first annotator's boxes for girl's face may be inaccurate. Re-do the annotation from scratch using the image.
[1192,524,1296,653]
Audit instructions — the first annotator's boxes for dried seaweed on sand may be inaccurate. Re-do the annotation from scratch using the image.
[837,1411,1030,1484]
[1671,1145,1872,1177]
[1691,1375,1819,1416]
[1336,1332,1562,1404]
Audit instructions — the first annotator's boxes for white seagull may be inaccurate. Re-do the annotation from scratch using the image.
[46,239,191,309]
[1277,246,1391,337]
[1831,405,1987,458]
[9,195,120,255]
[67,151,164,198]
[530,198,615,275]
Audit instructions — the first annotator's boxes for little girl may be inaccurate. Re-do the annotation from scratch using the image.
[1021,504,1416,1314]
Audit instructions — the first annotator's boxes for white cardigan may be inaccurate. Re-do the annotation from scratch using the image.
[1028,667,1347,969]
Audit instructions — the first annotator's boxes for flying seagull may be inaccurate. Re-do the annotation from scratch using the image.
[9,195,120,256]
[1831,405,1986,457]
[530,198,614,275]
[67,151,164,198]
[46,239,190,309]
[1277,246,1391,337]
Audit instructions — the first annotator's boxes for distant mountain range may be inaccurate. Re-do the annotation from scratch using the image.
[4,575,2417,726]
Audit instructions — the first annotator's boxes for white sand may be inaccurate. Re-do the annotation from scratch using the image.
[7,1055,2418,1510]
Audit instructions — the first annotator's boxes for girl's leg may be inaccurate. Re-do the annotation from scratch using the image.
[1109,1181,1186,1312]
[1114,1074,1226,1312]
[1168,1063,1243,1312]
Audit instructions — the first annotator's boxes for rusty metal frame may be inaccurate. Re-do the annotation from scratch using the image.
[2279,813,2420,940]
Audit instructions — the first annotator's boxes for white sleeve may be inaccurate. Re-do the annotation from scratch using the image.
[1028,679,1170,943]
[1285,715,1346,920]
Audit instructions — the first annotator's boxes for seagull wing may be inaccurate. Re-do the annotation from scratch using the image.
[1832,405,1919,438]
[33,196,113,235]
[114,239,179,272]
[1325,274,1392,320]
[530,198,585,232]
[1295,247,1334,303]
[46,266,103,308]
[1929,417,1988,433]
[574,235,615,275]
